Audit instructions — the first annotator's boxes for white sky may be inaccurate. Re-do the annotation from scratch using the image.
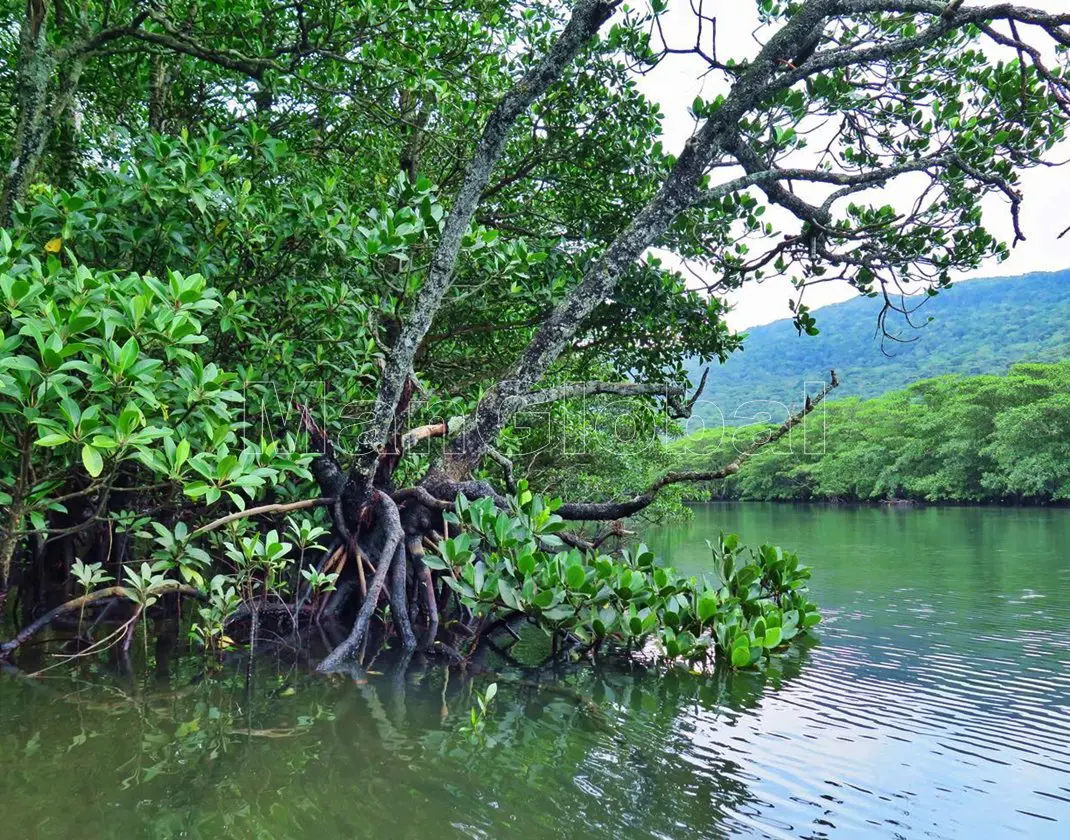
[632,1,1070,329]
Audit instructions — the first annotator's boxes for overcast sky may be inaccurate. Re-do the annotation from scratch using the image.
[632,1,1070,330]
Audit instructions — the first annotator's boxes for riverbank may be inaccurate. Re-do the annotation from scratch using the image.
[680,495,1070,508]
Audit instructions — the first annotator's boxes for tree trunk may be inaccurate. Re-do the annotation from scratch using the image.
[2,4,55,222]
[148,55,169,133]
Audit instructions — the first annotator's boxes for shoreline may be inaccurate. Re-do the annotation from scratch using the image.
[682,497,1070,510]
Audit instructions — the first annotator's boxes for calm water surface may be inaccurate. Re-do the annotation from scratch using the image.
[1,503,1069,839]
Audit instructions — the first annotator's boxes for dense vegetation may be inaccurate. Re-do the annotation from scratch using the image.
[1,0,1069,673]
[669,361,1070,503]
[684,270,1070,427]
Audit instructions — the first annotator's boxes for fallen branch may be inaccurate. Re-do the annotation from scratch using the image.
[1,582,204,657]
[224,602,317,627]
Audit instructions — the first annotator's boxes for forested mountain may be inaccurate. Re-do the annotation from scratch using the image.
[687,270,1070,426]
[669,362,1070,504]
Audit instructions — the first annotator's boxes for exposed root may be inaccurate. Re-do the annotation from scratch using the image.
[317,493,404,671]
[409,536,439,648]
[388,540,416,650]
[353,540,368,599]
[304,372,840,671]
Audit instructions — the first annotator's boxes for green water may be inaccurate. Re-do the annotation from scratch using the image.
[2,503,1069,838]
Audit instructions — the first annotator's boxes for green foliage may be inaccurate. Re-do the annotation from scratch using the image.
[425,482,820,669]
[670,361,1070,503]
[122,562,169,608]
[300,567,339,595]
[70,559,112,593]
[222,529,294,599]
[0,115,704,534]
[139,521,212,588]
[709,535,821,667]
[71,558,113,636]
[1,0,1066,676]
[460,681,498,744]
[508,387,689,523]
[0,234,312,545]
[190,575,241,651]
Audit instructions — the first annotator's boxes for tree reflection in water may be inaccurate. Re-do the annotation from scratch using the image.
[0,635,816,839]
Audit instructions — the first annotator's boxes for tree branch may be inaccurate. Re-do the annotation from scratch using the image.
[522,380,687,406]
[443,1,838,476]
[554,372,840,520]
[190,498,334,539]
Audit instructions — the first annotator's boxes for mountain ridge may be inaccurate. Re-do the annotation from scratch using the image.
[686,268,1070,426]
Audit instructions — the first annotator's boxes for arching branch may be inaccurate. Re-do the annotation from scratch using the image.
[1,582,204,658]
[190,498,335,539]
[555,372,840,520]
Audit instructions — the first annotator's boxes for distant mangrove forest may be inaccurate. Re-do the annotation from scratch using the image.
[669,362,1070,504]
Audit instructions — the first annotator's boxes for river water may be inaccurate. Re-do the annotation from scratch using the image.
[1,503,1068,838]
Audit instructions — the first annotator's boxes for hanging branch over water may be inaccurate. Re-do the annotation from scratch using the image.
[555,372,839,520]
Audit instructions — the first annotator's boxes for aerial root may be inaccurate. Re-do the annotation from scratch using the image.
[388,540,416,650]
